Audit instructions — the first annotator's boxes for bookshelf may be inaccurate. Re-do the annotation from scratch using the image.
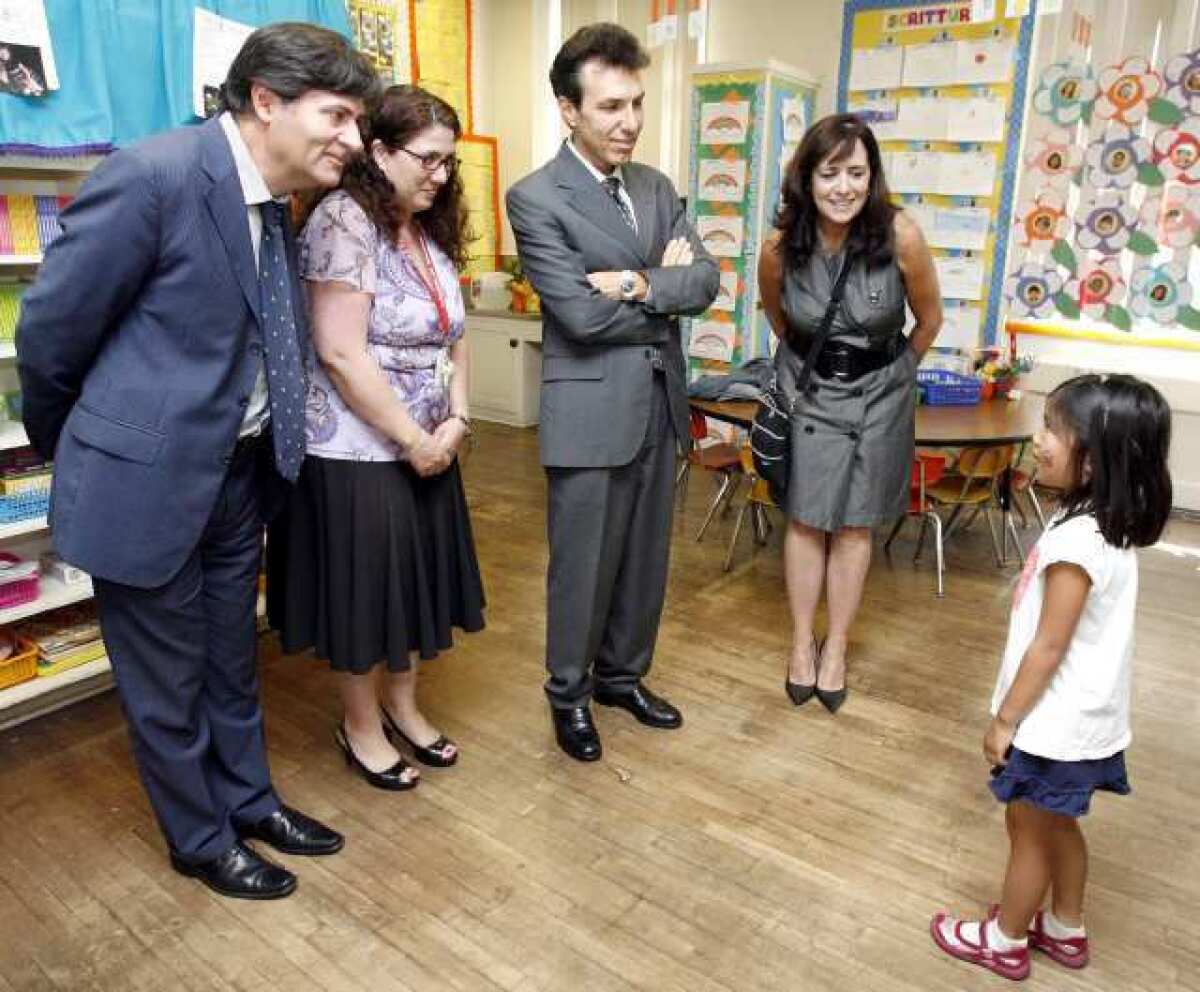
[0,155,111,728]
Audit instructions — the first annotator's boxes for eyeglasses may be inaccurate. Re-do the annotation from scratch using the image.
[397,147,460,175]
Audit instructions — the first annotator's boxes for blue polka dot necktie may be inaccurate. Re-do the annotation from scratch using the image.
[258,201,306,482]
[603,176,636,231]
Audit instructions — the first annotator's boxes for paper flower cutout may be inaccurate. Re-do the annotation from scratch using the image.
[1138,184,1200,248]
[1130,261,1193,325]
[1064,258,1126,319]
[1023,129,1083,190]
[1152,120,1200,185]
[1074,190,1138,254]
[1004,260,1064,320]
[1084,124,1150,189]
[1032,61,1098,127]
[1094,56,1162,125]
[1014,190,1070,247]
[1162,47,1200,116]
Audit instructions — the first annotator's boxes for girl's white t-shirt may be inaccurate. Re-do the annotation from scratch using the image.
[990,513,1137,761]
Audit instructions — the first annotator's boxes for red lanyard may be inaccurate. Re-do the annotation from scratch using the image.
[404,230,451,336]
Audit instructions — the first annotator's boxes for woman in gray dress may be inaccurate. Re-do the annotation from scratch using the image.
[758,113,942,712]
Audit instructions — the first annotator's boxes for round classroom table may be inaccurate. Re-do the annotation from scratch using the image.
[688,394,1044,565]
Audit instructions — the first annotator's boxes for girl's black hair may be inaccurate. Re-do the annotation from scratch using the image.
[1047,373,1173,548]
[774,113,896,272]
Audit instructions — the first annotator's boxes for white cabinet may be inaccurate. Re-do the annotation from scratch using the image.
[0,155,114,730]
[465,312,542,427]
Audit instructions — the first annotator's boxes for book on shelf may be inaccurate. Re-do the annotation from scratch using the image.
[0,198,13,255]
[11,601,104,677]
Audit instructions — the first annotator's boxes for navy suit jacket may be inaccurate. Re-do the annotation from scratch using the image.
[17,117,307,588]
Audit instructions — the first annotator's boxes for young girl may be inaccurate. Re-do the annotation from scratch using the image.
[930,373,1173,981]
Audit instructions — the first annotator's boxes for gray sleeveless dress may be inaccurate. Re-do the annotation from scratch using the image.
[776,249,918,531]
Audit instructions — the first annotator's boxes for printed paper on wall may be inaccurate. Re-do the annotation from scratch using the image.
[696,215,745,257]
[688,319,736,361]
[700,101,750,144]
[698,158,748,203]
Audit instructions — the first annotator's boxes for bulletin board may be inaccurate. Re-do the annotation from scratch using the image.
[1004,35,1200,350]
[459,134,499,276]
[685,62,817,371]
[837,0,1038,349]
[347,0,413,82]
[411,0,474,132]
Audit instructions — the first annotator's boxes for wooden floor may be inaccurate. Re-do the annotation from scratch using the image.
[2,420,1199,992]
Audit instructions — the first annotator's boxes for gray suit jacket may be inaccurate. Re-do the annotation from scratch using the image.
[506,143,719,468]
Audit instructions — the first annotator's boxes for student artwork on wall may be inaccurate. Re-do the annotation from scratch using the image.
[686,63,817,369]
[700,100,750,145]
[838,0,1038,349]
[698,157,747,202]
[1005,46,1200,338]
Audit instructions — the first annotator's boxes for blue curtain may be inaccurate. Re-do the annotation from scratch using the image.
[0,0,353,156]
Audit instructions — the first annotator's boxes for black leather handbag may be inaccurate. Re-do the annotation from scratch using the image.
[751,255,854,505]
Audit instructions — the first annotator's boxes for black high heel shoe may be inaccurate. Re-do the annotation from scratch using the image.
[785,637,818,706]
[334,725,420,790]
[381,707,459,767]
[814,641,848,714]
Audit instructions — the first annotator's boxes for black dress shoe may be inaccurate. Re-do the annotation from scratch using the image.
[170,841,297,900]
[335,725,420,791]
[551,705,602,762]
[594,682,683,729]
[239,804,345,856]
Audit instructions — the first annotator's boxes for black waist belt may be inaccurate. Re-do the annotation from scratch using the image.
[812,338,903,383]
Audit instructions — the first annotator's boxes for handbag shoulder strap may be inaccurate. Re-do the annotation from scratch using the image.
[794,252,854,394]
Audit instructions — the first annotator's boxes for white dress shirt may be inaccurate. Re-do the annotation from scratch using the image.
[218,112,274,439]
[566,137,639,236]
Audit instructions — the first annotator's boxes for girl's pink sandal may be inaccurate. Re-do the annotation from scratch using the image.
[930,912,1031,981]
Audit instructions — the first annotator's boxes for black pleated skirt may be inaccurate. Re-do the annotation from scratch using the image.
[266,455,485,672]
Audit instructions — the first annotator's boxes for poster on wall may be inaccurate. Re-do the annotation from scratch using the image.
[696,215,745,257]
[0,0,57,96]
[700,101,750,144]
[838,0,1036,347]
[711,270,739,312]
[688,319,735,361]
[698,158,747,202]
[193,8,254,117]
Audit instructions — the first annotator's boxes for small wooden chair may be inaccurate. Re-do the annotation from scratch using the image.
[677,409,745,542]
[884,452,948,596]
[926,444,1023,566]
[723,446,775,571]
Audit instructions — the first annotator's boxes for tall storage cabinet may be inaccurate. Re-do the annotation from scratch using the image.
[684,60,819,372]
[0,155,113,730]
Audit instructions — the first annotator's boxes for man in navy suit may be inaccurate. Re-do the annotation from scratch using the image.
[17,23,378,900]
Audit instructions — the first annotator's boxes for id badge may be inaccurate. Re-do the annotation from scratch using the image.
[434,349,455,390]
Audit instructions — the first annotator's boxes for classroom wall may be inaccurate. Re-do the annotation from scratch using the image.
[480,0,839,254]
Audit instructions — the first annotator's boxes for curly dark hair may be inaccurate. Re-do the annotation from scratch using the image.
[337,84,472,270]
[550,22,650,106]
[775,113,896,273]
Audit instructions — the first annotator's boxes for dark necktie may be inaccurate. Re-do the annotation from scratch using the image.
[602,176,636,231]
[257,201,307,482]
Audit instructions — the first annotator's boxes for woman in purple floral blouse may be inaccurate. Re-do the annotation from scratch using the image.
[268,86,485,791]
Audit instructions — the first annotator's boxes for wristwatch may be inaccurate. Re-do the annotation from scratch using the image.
[619,269,638,300]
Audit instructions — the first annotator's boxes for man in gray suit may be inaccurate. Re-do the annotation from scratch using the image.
[506,23,718,762]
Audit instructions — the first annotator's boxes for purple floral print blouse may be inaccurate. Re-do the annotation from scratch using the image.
[299,190,466,462]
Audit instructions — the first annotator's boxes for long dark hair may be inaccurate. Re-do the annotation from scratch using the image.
[1047,374,1173,548]
[339,85,472,269]
[774,113,895,272]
